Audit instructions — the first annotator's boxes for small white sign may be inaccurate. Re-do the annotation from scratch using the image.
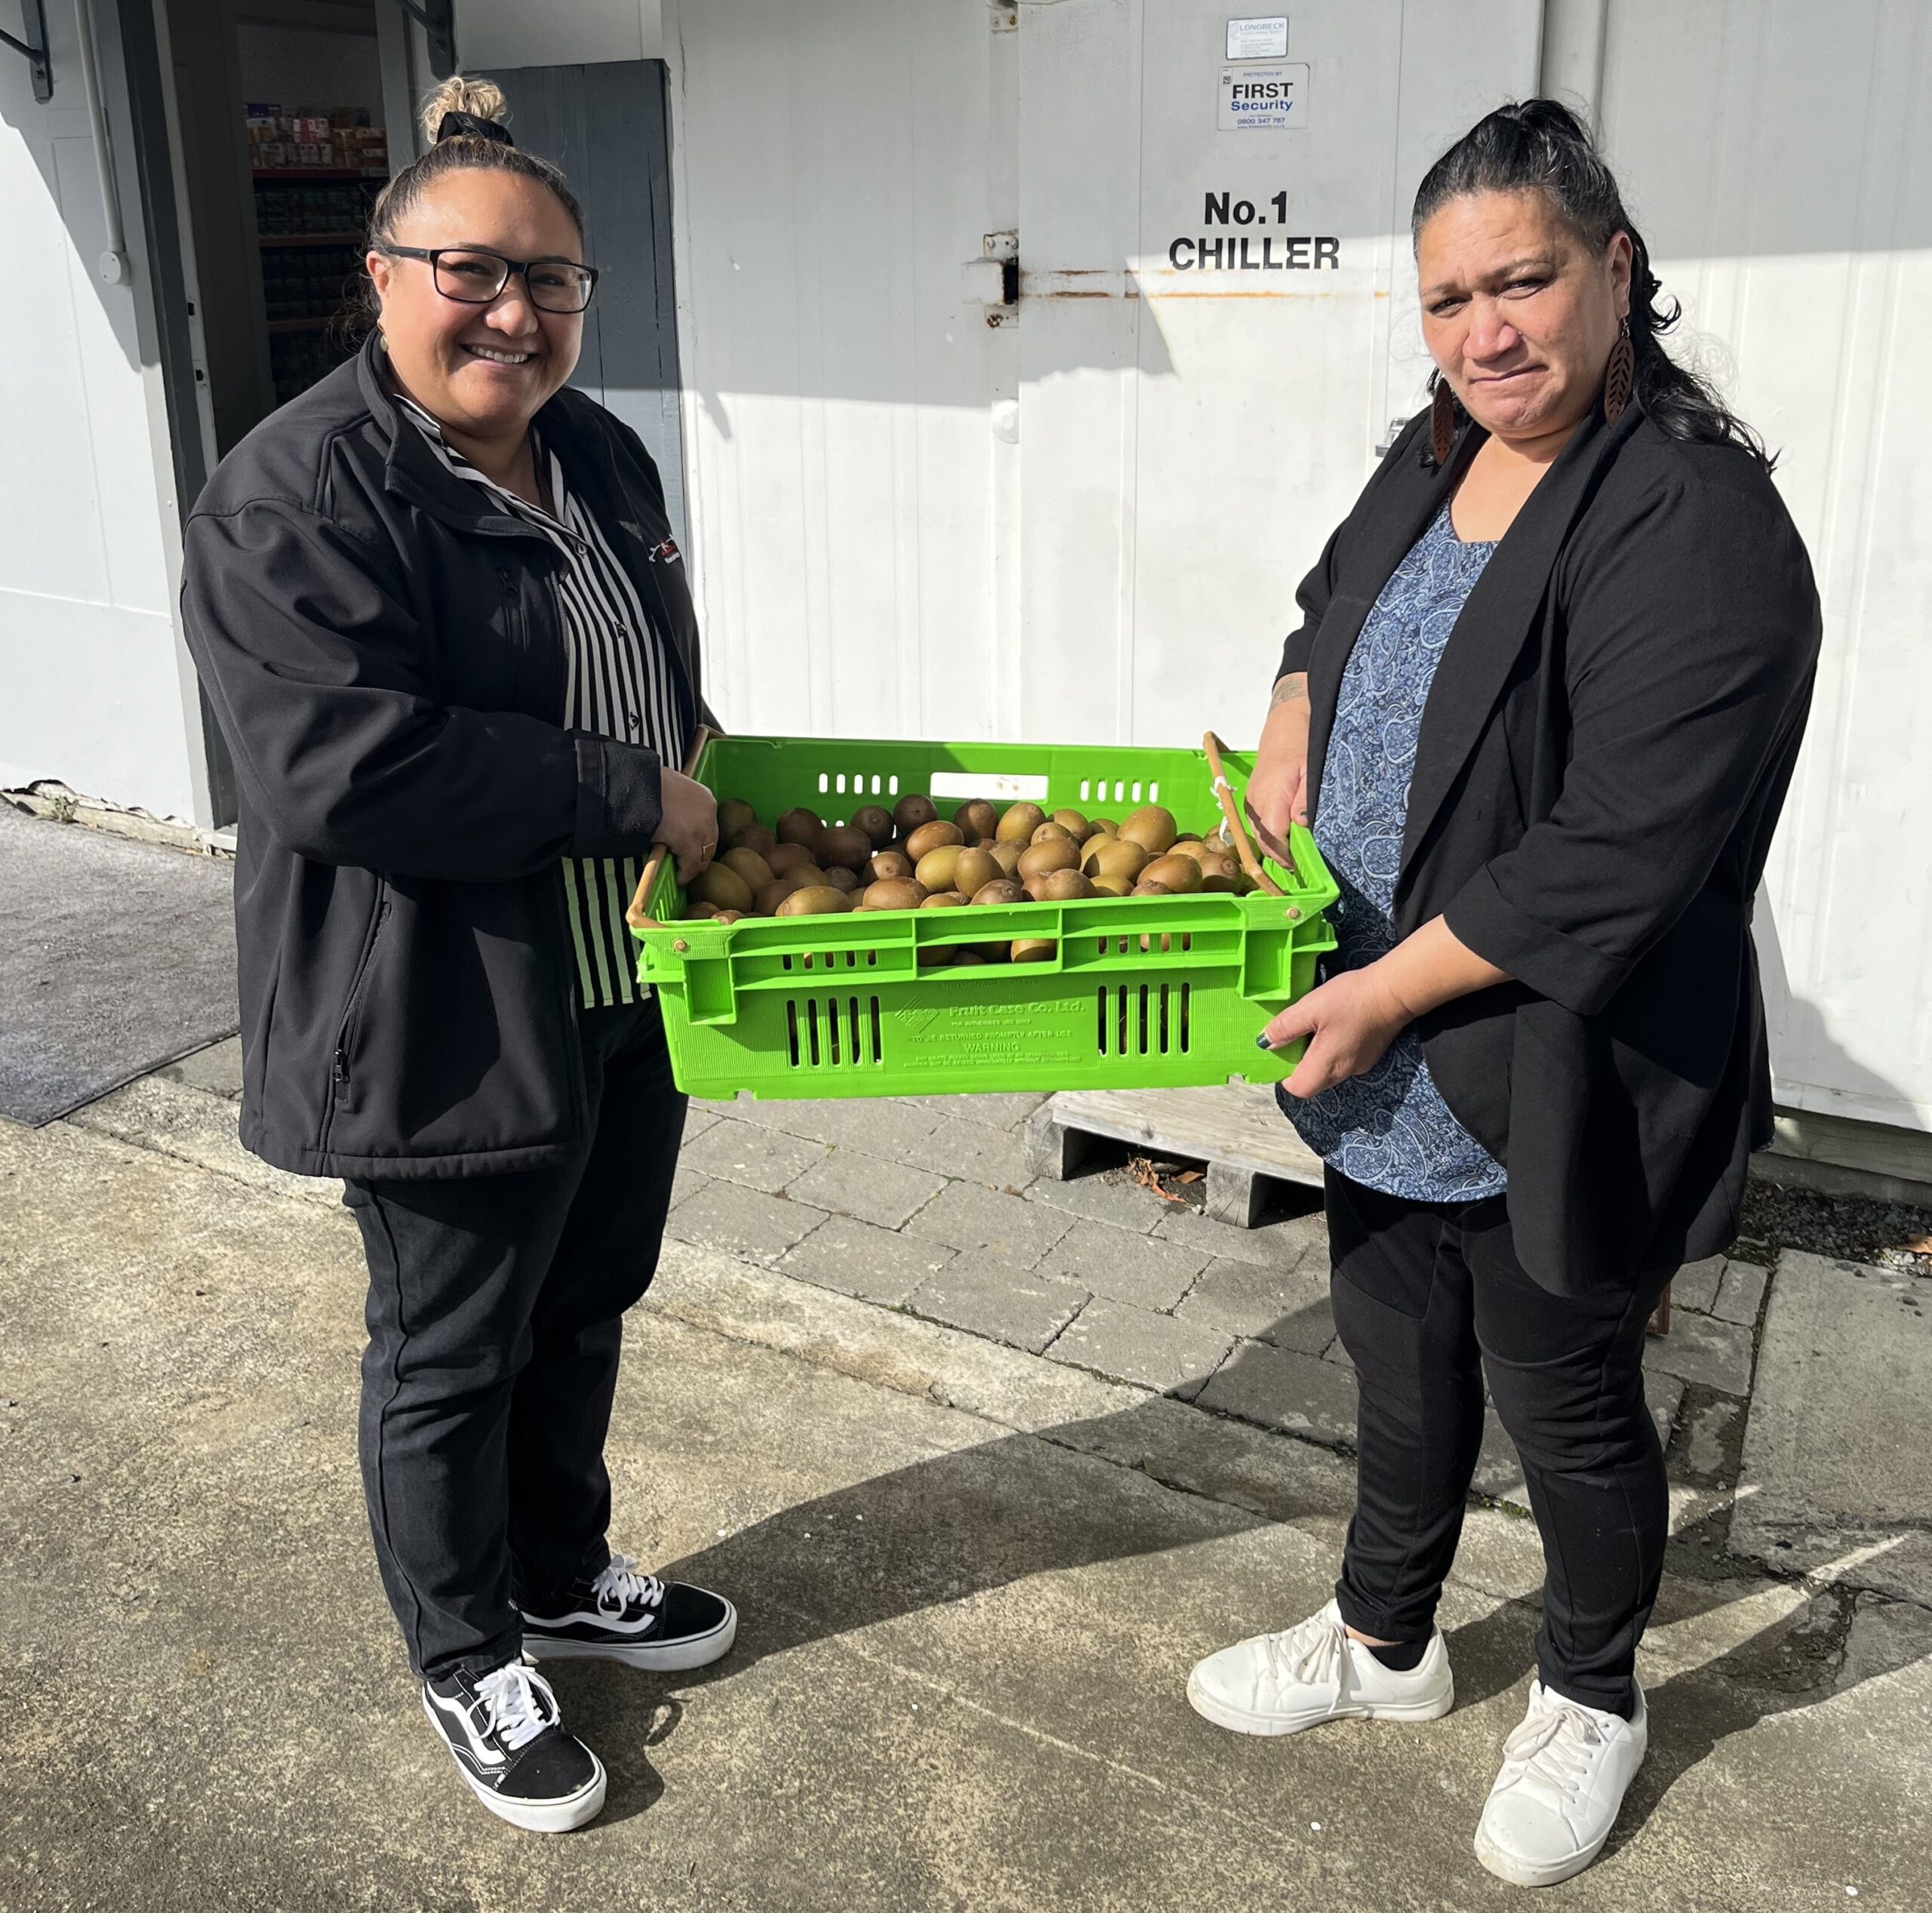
[1225,15,1289,60]
[1218,63,1309,131]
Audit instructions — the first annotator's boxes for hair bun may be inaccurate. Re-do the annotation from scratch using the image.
[418,74,510,146]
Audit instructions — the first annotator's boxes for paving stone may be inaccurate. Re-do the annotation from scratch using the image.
[1174,1256,1334,1354]
[157,1036,243,1100]
[1193,1339,1358,1446]
[1023,1170,1166,1235]
[906,1253,1089,1355]
[669,1164,709,1212]
[1034,1220,1211,1312]
[903,1092,1048,1130]
[679,1118,826,1194]
[1733,1251,1932,1602]
[1670,1254,1726,1314]
[785,1149,949,1231]
[1321,1334,1355,1372]
[1149,1200,1326,1270]
[903,1180,1075,1266]
[1044,1297,1234,1399]
[897,1113,1035,1192]
[681,1101,727,1143]
[1475,1370,1687,1509]
[1642,1309,1755,1396]
[724,1093,947,1155]
[665,1180,826,1266]
[775,1216,957,1308]
[1712,1258,1770,1327]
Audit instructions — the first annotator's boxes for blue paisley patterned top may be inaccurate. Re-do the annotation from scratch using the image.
[1278,501,1508,1201]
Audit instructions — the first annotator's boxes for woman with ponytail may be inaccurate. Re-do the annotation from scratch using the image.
[181,76,735,1834]
[1191,101,1818,1887]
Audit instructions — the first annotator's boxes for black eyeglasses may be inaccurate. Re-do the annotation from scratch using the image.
[376,245,599,314]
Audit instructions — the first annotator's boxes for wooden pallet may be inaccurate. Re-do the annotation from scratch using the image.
[1026,1083,1323,1229]
[1026,1083,1672,1332]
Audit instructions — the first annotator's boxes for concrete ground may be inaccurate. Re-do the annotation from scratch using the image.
[4,1053,1930,1911]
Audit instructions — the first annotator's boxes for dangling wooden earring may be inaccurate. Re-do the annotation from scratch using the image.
[1429,378,1457,465]
[1603,317,1635,424]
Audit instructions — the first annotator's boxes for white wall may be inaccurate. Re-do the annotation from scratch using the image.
[0,2,203,820]
[453,0,663,71]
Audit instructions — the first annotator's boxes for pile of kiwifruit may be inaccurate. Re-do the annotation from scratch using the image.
[680,792,1263,965]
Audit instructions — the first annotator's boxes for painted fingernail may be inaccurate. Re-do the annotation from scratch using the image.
[1255,1034,1274,1051]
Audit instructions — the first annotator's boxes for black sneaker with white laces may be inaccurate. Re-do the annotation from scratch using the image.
[420,1657,606,1833]
[519,1553,738,1672]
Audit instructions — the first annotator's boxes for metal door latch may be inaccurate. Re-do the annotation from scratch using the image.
[961,232,1020,324]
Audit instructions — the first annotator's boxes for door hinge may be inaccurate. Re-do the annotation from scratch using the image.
[0,0,51,102]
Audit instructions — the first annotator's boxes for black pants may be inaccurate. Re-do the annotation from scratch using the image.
[342,998,686,1684]
[1324,1170,1673,1715]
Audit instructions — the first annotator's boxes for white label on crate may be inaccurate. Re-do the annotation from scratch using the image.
[1225,15,1288,60]
[931,771,1051,802]
[1218,63,1309,131]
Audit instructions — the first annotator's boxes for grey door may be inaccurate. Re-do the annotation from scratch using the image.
[478,59,687,542]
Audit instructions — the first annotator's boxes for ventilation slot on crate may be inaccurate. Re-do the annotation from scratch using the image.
[1095,931,1193,958]
[786,995,884,1070]
[1095,981,1191,1056]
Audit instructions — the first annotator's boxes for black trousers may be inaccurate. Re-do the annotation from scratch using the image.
[1324,1170,1673,1715]
[342,998,686,1684]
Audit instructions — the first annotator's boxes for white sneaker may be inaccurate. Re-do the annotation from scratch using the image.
[1475,1678,1647,1887]
[1186,1599,1454,1737]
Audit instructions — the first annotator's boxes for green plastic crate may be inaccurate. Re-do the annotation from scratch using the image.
[629,734,1337,1102]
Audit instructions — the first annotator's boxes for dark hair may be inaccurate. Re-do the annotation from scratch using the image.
[1412,98,1774,471]
[341,77,584,343]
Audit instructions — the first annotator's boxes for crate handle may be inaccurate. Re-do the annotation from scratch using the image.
[627,724,720,930]
[1202,731,1290,894]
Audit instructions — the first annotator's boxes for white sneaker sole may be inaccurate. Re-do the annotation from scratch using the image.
[522,1603,738,1673]
[1473,1820,1611,1889]
[1186,1668,1455,1737]
[420,1696,608,1834]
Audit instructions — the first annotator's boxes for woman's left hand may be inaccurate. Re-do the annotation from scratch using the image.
[1263,964,1413,1100]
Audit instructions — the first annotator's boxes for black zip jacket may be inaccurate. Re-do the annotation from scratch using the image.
[181,335,711,1179]
[1280,397,1820,1294]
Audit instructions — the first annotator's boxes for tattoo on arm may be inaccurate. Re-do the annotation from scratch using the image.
[1270,672,1309,710]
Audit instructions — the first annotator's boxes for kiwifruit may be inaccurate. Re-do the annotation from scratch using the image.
[726,821,778,859]
[851,802,894,847]
[903,820,964,862]
[1132,878,1175,897]
[1090,876,1131,897]
[824,824,876,872]
[721,847,775,893]
[691,863,755,912]
[864,877,928,911]
[893,792,937,833]
[915,844,965,893]
[714,909,745,925]
[926,890,969,907]
[1030,820,1074,846]
[995,801,1046,844]
[767,842,820,879]
[1051,808,1092,843]
[954,799,999,841]
[1118,804,1178,854]
[682,902,720,921]
[1140,853,1204,894]
[1084,837,1150,884]
[776,806,825,849]
[918,890,968,965]
[823,866,860,893]
[1088,817,1118,835]
[754,873,808,915]
[1018,838,1080,884]
[970,878,1028,907]
[951,847,1002,897]
[1011,937,1057,963]
[988,841,1024,878]
[866,849,914,883]
[1198,853,1242,892]
[777,885,851,916]
[1036,868,1097,902]
[715,798,758,842]
[952,952,988,966]
[1168,839,1209,865]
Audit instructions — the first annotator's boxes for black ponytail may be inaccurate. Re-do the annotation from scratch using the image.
[1412,98,1774,472]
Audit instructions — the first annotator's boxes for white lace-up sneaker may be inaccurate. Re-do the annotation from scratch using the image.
[1474,1678,1648,1887]
[1186,1598,1454,1737]
[420,1656,605,1833]
[520,1552,737,1672]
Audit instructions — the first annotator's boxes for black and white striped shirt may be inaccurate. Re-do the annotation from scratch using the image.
[395,392,689,1009]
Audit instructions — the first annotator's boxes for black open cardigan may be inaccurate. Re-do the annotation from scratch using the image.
[1280,396,1820,1295]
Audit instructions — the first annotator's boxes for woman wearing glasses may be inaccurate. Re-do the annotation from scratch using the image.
[182,78,733,1833]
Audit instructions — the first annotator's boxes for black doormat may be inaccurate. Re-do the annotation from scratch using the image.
[0,806,238,1126]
